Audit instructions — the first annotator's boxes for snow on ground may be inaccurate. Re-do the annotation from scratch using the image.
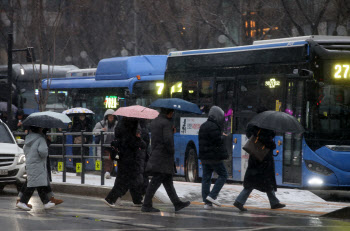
[52,172,350,214]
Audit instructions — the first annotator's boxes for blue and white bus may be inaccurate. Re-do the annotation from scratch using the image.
[165,36,350,188]
[43,55,167,122]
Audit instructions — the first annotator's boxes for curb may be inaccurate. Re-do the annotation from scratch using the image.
[51,182,162,203]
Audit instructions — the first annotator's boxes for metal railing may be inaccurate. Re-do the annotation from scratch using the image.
[13,131,114,185]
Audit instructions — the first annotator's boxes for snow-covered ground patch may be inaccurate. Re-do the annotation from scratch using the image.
[52,172,350,214]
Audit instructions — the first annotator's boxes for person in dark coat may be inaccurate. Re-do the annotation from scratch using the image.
[199,106,228,209]
[233,125,286,211]
[71,115,92,173]
[13,109,28,138]
[138,119,151,196]
[141,108,190,213]
[104,117,146,207]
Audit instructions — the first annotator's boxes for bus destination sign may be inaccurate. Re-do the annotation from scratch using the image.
[333,63,350,79]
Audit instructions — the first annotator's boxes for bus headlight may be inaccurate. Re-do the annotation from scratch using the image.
[304,160,333,176]
[308,177,324,186]
[17,154,26,165]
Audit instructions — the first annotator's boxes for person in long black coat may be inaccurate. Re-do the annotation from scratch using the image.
[141,108,190,213]
[138,119,151,196]
[233,125,286,211]
[104,117,146,207]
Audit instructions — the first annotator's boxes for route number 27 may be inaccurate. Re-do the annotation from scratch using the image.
[334,64,350,79]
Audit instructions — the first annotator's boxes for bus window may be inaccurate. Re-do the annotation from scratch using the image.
[260,77,284,112]
[133,81,164,107]
[216,80,235,133]
[237,78,259,112]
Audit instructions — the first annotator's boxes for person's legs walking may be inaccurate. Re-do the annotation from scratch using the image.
[37,187,55,209]
[206,162,228,206]
[17,187,35,210]
[37,186,50,204]
[234,187,253,211]
[162,174,181,205]
[267,190,286,209]
[141,173,164,212]
[143,173,164,207]
[162,174,190,211]
[201,164,214,205]
[105,171,128,205]
[20,187,35,204]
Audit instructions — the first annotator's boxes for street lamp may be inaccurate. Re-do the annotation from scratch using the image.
[7,33,35,129]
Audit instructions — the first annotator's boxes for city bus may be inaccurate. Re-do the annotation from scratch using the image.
[43,55,167,121]
[42,55,167,170]
[165,35,350,188]
[0,64,78,115]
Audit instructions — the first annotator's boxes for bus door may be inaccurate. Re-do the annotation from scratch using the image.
[282,79,304,185]
[215,79,236,178]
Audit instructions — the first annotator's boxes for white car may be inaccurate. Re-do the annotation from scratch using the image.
[0,119,26,192]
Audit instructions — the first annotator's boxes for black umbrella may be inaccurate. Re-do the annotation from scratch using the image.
[247,111,304,133]
[23,111,72,128]
[150,98,202,114]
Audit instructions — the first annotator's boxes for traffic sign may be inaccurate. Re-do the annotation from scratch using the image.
[95,160,101,171]
[76,163,82,173]
[58,162,63,172]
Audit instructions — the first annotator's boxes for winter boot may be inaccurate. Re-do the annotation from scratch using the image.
[50,197,63,205]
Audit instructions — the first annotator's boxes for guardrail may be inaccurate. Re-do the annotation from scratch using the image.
[13,131,114,185]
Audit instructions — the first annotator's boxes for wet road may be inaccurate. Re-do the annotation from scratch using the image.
[1,187,350,231]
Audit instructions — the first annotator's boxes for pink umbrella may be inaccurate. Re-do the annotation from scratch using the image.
[113,105,159,119]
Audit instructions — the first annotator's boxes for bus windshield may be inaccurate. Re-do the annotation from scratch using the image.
[307,83,350,146]
[131,81,164,106]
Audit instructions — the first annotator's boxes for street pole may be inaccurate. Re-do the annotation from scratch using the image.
[134,0,138,55]
[7,33,13,129]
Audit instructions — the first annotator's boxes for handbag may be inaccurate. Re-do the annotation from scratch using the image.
[242,130,270,162]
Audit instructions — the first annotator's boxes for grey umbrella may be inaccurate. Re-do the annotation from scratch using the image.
[23,111,71,128]
[247,111,305,133]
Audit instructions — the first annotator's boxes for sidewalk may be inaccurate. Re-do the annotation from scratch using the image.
[51,172,350,216]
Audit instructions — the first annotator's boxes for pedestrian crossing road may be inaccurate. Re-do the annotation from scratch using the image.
[1,187,350,231]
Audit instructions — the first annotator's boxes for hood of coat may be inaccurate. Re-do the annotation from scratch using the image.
[104,109,115,117]
[24,132,44,147]
[208,106,224,129]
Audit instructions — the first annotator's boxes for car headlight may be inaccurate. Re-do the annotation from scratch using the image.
[17,154,26,165]
[304,160,333,176]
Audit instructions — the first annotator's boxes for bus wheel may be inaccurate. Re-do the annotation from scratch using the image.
[185,148,198,182]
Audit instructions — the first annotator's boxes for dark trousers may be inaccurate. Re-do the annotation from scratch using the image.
[20,186,50,204]
[143,173,181,207]
[105,169,143,204]
[202,162,228,204]
[235,187,280,207]
[19,181,54,199]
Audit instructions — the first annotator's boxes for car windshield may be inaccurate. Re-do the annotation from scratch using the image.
[0,123,15,144]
